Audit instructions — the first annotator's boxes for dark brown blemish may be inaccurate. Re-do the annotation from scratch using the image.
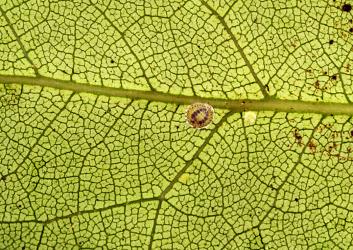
[314,80,320,89]
[327,142,338,154]
[342,4,352,12]
[308,140,316,153]
[344,64,351,72]
[329,39,334,44]
[349,28,353,32]
[331,75,337,80]
[293,129,302,145]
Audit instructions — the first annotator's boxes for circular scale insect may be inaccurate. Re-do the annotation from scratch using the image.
[185,103,214,129]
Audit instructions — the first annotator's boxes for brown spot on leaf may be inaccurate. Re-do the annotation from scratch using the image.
[308,140,316,153]
[327,142,338,154]
[314,80,321,91]
[344,64,351,73]
[342,3,352,12]
[265,84,269,92]
[293,129,303,145]
[331,131,339,139]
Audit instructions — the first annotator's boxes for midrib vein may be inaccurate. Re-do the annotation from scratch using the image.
[1,74,353,116]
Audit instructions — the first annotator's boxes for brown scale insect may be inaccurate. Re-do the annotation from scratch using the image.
[185,103,214,129]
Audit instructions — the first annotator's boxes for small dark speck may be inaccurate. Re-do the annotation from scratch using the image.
[329,39,334,44]
[349,28,353,32]
[324,71,328,75]
[1,176,6,181]
[331,75,337,80]
[110,59,115,64]
[342,4,352,12]
[295,198,299,202]
[22,246,25,250]
[176,125,179,129]
[265,84,269,92]
[350,130,353,137]
[18,204,22,208]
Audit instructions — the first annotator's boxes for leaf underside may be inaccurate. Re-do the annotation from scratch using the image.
[0,0,353,249]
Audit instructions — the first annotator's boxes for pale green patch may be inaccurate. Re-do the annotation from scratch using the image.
[243,111,257,126]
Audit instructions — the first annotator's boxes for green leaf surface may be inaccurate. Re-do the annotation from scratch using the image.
[1,0,353,249]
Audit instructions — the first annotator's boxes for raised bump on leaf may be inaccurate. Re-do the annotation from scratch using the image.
[243,111,257,126]
[185,103,214,129]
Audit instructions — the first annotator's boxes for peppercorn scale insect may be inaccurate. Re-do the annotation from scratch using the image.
[185,103,214,129]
